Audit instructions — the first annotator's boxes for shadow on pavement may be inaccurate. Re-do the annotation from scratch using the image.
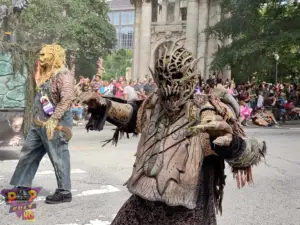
[0,149,20,161]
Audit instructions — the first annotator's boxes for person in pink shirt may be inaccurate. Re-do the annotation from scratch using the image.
[115,77,124,98]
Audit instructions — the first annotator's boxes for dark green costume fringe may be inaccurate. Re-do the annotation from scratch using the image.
[0,42,40,138]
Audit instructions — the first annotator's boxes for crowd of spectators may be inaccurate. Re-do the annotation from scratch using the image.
[198,76,300,126]
[71,73,300,127]
[71,75,157,123]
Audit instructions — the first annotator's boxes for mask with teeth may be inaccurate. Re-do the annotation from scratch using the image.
[149,39,199,114]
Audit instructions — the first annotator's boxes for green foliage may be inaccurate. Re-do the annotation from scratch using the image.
[18,0,116,53]
[102,49,132,80]
[14,0,117,76]
[206,0,300,83]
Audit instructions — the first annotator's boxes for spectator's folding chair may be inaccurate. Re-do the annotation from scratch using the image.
[286,109,300,121]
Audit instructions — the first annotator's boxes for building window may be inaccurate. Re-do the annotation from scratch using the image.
[152,0,158,22]
[120,27,134,49]
[167,0,175,22]
[115,27,120,48]
[113,12,120,25]
[180,7,187,21]
[128,11,134,24]
[121,12,127,25]
[180,0,187,21]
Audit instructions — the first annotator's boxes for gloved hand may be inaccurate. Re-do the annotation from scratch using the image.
[188,112,233,147]
[228,137,267,169]
[44,117,59,140]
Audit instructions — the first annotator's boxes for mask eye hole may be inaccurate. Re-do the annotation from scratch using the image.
[172,72,183,80]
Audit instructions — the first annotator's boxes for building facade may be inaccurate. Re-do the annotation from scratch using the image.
[130,0,231,81]
[107,0,135,49]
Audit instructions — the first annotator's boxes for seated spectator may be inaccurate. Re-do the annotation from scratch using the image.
[263,93,277,110]
[252,108,277,127]
[239,100,252,126]
[72,103,84,121]
[285,99,300,114]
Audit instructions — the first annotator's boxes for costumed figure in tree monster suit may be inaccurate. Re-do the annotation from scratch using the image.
[79,39,267,225]
[5,44,75,204]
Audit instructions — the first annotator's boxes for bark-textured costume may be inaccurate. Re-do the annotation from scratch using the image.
[8,44,75,204]
[81,40,267,225]
[77,91,143,146]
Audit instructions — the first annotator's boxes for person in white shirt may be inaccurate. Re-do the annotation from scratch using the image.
[123,81,138,102]
[257,91,264,108]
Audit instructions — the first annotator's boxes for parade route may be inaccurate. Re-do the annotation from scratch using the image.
[0,126,299,225]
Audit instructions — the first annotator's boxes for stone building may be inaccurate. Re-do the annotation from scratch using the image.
[130,0,231,81]
[107,0,135,49]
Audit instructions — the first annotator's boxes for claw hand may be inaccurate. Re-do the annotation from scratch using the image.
[44,118,59,140]
[189,114,233,147]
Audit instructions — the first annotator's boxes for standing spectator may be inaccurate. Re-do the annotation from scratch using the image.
[227,82,239,100]
[143,78,156,96]
[115,77,124,98]
[134,77,145,99]
[82,78,91,92]
[123,81,138,102]
[91,75,102,94]
[257,91,264,109]
[100,80,109,95]
[78,76,85,88]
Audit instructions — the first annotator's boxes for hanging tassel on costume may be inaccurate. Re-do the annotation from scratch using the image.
[233,167,253,189]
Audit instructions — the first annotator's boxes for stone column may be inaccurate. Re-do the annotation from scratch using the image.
[138,0,152,80]
[132,0,142,81]
[197,0,208,79]
[185,0,199,57]
[206,0,220,79]
[174,0,180,22]
[222,11,232,81]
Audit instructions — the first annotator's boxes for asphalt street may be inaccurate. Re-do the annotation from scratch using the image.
[0,125,299,225]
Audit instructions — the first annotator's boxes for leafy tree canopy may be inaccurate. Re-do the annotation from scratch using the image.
[0,0,117,78]
[102,49,132,81]
[17,0,116,56]
[206,0,300,83]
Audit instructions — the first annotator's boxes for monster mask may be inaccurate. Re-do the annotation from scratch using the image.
[150,39,199,114]
[36,44,66,87]
[39,44,66,69]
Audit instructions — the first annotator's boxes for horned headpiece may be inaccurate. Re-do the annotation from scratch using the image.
[149,38,200,114]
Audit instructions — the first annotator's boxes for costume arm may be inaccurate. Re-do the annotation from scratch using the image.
[51,70,75,120]
[212,135,266,169]
[190,95,266,187]
[77,91,149,135]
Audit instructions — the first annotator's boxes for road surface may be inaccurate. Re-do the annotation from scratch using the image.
[0,125,299,225]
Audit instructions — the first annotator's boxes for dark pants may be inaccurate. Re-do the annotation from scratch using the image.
[10,125,71,190]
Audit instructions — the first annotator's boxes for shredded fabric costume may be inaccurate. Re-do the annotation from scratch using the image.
[8,44,75,204]
[80,39,267,225]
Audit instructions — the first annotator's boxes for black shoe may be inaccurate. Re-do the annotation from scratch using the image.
[45,189,72,204]
[3,187,31,204]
